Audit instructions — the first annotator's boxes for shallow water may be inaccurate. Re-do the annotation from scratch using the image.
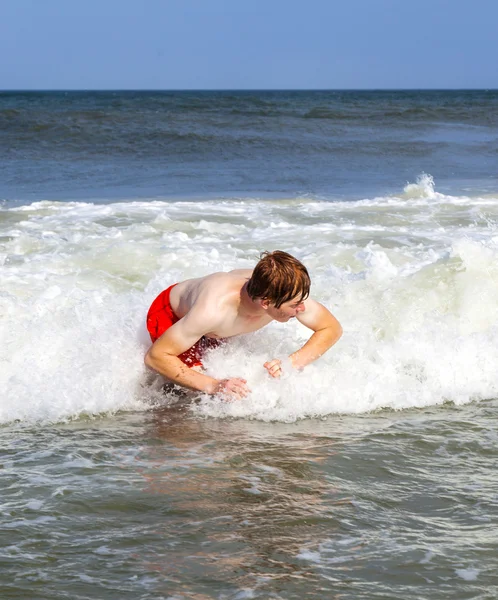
[2,400,497,599]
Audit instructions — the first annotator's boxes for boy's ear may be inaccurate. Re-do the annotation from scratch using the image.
[260,298,270,310]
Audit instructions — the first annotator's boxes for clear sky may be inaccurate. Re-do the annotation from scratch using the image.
[1,0,497,90]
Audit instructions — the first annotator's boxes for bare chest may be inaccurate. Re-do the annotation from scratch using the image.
[205,312,273,339]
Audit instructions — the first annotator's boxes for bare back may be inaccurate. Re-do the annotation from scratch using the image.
[168,269,272,341]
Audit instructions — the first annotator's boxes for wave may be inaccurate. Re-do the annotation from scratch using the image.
[2,176,498,423]
[401,173,437,198]
[303,107,361,120]
[303,104,498,125]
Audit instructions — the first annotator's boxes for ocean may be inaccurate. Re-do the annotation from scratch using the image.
[1,90,498,599]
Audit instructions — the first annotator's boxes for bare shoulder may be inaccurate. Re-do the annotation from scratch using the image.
[297,298,341,331]
[195,270,251,313]
[229,268,253,278]
[198,269,250,296]
[173,269,250,320]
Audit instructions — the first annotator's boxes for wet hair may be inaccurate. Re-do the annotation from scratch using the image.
[246,251,310,308]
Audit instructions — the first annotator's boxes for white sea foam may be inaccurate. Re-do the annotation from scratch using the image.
[402,173,438,199]
[455,567,480,581]
[2,176,498,423]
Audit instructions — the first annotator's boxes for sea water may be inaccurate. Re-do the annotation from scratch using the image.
[1,91,498,599]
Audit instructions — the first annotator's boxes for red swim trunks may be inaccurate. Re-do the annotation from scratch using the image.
[146,284,222,368]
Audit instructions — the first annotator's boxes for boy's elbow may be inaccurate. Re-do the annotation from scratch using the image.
[144,345,177,372]
[144,346,162,371]
[144,348,155,370]
[328,320,342,345]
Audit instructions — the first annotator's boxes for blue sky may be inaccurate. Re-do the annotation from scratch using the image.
[1,0,497,89]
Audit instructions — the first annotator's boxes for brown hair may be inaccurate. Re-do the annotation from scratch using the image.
[246,251,310,308]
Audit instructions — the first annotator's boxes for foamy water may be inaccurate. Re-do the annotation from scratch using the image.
[2,175,498,423]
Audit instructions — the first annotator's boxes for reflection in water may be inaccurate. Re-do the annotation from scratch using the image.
[2,399,494,599]
[138,404,354,597]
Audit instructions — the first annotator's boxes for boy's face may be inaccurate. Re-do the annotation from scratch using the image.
[263,296,306,322]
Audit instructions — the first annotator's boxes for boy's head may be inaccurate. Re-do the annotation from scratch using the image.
[247,250,310,309]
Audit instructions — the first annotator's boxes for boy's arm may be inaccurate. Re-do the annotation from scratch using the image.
[290,299,342,368]
[144,308,249,397]
[264,299,342,377]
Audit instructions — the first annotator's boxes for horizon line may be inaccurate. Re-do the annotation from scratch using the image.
[1,87,497,93]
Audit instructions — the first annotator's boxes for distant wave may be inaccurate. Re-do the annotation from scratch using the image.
[1,90,497,202]
[303,104,498,124]
[303,107,359,120]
